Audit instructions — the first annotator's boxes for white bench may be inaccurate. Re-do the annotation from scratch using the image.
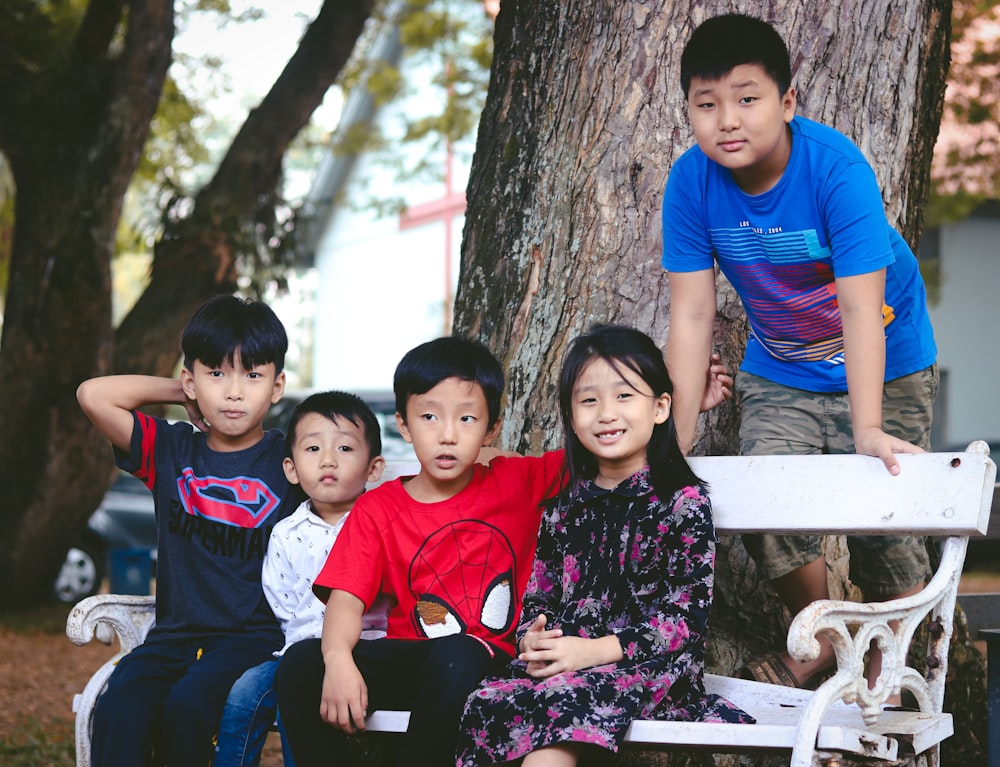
[67,444,996,767]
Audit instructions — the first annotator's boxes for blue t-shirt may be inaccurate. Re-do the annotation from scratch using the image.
[661,116,936,393]
[115,412,293,643]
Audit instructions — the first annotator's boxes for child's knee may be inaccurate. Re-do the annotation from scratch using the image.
[226,660,277,710]
[275,639,323,707]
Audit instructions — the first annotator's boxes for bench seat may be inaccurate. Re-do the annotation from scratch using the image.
[366,674,952,761]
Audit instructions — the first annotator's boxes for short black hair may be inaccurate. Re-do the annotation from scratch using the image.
[284,391,382,461]
[393,336,505,427]
[680,13,792,98]
[181,294,288,373]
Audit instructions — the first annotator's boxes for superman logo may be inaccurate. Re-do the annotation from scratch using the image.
[176,469,280,528]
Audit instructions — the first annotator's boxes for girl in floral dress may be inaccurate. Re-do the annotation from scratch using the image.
[456,324,752,767]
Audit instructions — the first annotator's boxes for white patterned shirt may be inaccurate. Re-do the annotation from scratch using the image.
[263,500,388,654]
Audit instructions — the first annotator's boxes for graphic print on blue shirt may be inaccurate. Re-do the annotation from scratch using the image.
[176,469,282,527]
[712,226,894,366]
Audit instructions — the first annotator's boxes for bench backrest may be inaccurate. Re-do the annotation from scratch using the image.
[376,447,995,537]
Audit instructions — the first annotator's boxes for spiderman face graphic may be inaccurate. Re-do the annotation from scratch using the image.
[408,520,516,639]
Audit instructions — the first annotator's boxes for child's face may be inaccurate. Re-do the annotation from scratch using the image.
[571,357,671,488]
[181,357,285,451]
[687,63,796,195]
[283,412,385,522]
[396,376,499,501]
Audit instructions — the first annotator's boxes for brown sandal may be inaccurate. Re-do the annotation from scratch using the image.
[741,651,802,687]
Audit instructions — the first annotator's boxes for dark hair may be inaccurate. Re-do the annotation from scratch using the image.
[284,391,382,460]
[393,336,505,427]
[557,324,701,497]
[181,294,288,373]
[680,13,792,98]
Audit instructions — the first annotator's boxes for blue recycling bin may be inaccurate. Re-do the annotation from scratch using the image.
[109,548,153,595]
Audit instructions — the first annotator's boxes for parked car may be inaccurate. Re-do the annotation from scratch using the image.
[54,391,414,603]
[53,470,157,603]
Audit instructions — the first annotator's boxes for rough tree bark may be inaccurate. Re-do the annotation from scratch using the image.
[0,0,373,610]
[456,1,982,763]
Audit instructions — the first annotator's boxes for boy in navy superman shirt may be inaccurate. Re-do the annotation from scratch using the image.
[76,294,293,766]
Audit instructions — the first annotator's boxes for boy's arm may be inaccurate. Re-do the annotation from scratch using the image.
[319,589,368,733]
[476,446,520,463]
[665,269,718,453]
[837,270,921,475]
[76,375,188,453]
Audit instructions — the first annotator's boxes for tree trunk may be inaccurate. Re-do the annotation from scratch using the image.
[0,0,372,610]
[0,0,174,609]
[455,0,981,763]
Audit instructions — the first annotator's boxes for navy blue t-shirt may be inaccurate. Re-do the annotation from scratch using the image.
[115,412,292,643]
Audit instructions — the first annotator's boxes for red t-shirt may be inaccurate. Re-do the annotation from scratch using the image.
[314,452,564,657]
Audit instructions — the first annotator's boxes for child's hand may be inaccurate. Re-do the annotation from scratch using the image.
[182,396,209,433]
[854,426,924,475]
[519,635,611,679]
[319,652,368,734]
[699,353,733,413]
[519,614,563,674]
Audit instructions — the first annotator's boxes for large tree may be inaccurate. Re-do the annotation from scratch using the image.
[0,0,374,610]
[455,0,984,763]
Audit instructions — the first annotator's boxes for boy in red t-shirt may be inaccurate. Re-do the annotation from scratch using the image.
[275,336,564,767]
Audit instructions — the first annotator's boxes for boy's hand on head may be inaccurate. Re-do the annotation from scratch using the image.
[183,397,210,433]
[854,426,924,476]
[699,353,733,413]
[320,653,369,734]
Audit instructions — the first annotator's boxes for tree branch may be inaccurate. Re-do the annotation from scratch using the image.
[203,0,375,212]
[73,0,127,65]
[114,0,374,375]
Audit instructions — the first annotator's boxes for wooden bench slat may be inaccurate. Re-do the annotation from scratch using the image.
[381,451,995,535]
[688,451,993,535]
[366,699,950,761]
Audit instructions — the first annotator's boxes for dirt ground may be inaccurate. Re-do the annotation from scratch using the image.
[5,568,1000,766]
[0,616,284,766]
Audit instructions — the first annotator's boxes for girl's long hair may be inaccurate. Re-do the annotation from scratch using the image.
[558,324,703,499]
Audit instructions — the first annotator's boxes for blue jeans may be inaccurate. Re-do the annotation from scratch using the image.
[214,659,295,767]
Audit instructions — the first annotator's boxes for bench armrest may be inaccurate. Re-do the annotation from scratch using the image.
[780,536,965,767]
[66,594,156,653]
[66,595,157,767]
[788,534,964,714]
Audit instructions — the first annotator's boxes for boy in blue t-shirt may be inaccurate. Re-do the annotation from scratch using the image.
[661,14,937,689]
[76,294,294,766]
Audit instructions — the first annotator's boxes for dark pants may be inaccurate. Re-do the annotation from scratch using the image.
[91,634,278,767]
[276,635,509,767]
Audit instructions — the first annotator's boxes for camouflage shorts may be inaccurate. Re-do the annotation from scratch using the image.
[738,365,939,599]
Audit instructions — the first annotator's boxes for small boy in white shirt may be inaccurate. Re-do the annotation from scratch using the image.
[214,391,388,767]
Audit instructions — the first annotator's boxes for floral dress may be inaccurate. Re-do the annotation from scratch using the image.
[456,469,753,766]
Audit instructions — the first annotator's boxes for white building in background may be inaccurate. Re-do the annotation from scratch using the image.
[923,201,1000,450]
[298,9,475,392]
